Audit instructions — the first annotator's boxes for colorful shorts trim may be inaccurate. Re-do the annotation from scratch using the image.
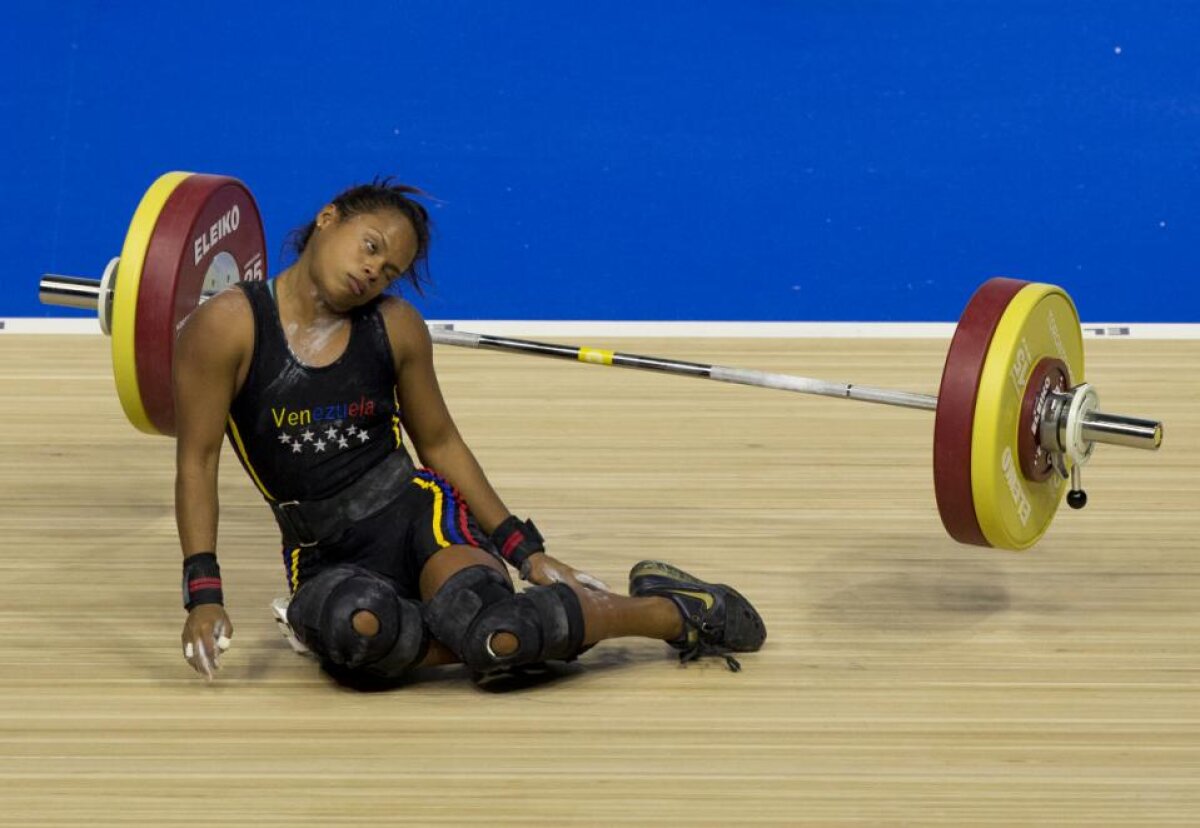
[279,467,493,597]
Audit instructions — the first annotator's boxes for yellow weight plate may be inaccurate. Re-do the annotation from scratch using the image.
[111,171,191,434]
[970,283,1085,549]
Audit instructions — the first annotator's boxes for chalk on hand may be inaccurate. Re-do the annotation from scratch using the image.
[576,571,612,592]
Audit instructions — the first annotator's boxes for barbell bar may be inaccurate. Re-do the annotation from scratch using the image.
[428,327,1160,450]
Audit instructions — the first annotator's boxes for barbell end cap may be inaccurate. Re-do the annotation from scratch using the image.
[39,274,103,311]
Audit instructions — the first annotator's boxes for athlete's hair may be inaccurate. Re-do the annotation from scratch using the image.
[287,177,432,295]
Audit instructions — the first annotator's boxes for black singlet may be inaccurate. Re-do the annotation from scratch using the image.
[225,279,410,502]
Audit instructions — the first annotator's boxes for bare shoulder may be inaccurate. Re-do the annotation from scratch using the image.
[376,296,432,362]
[175,284,254,366]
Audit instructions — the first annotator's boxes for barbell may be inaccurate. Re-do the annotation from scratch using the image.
[40,172,1164,551]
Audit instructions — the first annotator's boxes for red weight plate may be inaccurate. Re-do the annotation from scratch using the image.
[135,175,267,435]
[1017,357,1069,483]
[933,278,1030,546]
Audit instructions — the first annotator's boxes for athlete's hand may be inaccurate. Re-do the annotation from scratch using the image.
[181,604,234,681]
[521,552,611,593]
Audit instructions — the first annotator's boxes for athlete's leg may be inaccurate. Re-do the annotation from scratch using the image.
[419,545,684,650]
[284,565,430,678]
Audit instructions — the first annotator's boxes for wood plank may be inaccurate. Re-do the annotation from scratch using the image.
[0,334,1196,825]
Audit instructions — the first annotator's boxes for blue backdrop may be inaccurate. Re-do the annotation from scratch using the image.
[5,2,1198,322]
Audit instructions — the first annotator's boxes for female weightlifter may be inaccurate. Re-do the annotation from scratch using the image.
[173,180,766,685]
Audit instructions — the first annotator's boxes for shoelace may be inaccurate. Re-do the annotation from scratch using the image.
[677,617,742,672]
[678,641,742,672]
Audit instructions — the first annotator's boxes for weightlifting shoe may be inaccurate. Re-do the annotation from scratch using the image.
[629,560,766,671]
[270,597,312,656]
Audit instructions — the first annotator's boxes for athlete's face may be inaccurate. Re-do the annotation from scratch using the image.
[310,206,418,310]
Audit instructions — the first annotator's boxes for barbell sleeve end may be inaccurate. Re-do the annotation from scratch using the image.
[1081,412,1163,451]
[39,274,102,311]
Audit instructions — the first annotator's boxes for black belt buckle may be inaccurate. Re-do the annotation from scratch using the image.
[275,500,319,548]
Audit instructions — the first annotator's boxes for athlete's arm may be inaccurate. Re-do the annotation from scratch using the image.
[384,300,611,591]
[172,287,252,679]
[174,288,251,554]
[384,299,511,533]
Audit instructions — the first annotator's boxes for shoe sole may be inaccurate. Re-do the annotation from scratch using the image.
[270,597,312,656]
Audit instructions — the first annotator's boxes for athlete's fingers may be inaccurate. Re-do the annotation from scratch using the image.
[183,631,217,680]
[212,619,232,668]
[194,636,216,681]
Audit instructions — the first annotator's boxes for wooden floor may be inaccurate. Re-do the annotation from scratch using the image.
[0,333,1196,826]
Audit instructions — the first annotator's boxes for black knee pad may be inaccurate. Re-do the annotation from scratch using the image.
[424,565,586,672]
[287,565,428,678]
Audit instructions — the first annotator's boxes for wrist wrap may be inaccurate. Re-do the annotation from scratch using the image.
[490,516,544,570]
[182,552,223,611]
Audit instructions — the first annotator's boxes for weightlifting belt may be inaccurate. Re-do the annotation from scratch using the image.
[269,450,416,547]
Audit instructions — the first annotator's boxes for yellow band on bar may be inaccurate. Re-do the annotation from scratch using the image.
[578,347,614,365]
